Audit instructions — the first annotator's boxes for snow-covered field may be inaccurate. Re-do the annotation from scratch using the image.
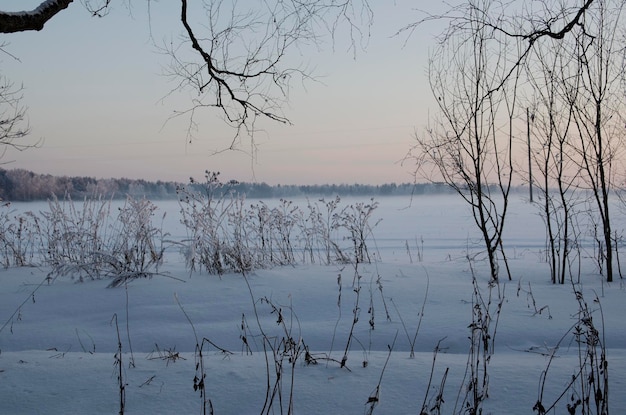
[1,194,625,414]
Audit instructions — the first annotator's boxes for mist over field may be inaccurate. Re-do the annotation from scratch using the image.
[0,192,624,414]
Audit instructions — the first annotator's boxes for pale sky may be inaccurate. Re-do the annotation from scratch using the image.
[0,1,440,185]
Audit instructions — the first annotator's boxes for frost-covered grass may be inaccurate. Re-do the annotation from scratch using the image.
[1,194,625,414]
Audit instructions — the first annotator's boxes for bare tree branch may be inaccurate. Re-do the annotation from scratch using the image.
[0,0,74,33]
[0,75,36,154]
[400,0,597,99]
[83,0,113,18]
[164,0,372,145]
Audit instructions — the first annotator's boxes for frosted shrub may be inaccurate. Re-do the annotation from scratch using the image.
[178,173,305,274]
[225,196,256,272]
[0,202,43,267]
[43,196,114,281]
[0,180,381,279]
[244,200,305,267]
[303,196,348,264]
[245,201,273,265]
[43,195,166,285]
[177,171,243,274]
[177,172,381,275]
[297,197,348,264]
[107,197,167,287]
[333,199,381,263]
[274,199,300,265]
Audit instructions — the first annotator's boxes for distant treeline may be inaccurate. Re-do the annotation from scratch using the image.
[0,168,459,201]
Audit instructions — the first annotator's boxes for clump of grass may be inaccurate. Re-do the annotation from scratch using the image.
[365,332,397,415]
[420,338,448,415]
[517,280,552,319]
[147,344,186,366]
[392,268,429,359]
[454,267,505,415]
[111,314,126,415]
[341,261,363,369]
[533,288,609,415]
[406,236,425,263]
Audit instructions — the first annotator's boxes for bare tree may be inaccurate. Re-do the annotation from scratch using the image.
[407,0,626,284]
[407,0,519,282]
[521,0,626,285]
[401,0,611,283]
[564,0,626,283]
[524,36,583,285]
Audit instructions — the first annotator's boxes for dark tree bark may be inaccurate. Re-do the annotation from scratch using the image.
[0,0,73,33]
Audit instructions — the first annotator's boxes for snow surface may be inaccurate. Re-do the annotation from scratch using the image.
[1,194,625,414]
